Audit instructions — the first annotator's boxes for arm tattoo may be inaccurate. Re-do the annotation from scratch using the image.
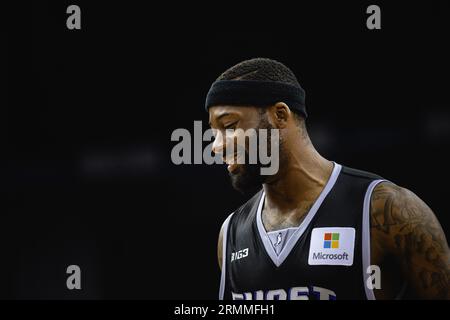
[371,183,450,299]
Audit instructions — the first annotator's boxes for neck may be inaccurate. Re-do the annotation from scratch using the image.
[262,140,333,213]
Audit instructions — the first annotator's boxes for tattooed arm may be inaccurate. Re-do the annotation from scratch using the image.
[371,182,450,299]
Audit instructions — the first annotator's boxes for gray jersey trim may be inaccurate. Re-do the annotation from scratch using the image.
[256,162,342,267]
[219,212,234,300]
[362,179,387,300]
[362,179,409,300]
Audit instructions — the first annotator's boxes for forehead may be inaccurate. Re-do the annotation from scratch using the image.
[208,105,259,122]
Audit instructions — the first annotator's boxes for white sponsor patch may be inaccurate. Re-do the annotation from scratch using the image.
[308,227,355,266]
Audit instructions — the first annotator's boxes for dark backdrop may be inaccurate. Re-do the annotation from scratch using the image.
[4,1,450,299]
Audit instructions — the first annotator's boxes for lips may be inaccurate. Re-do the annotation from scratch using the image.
[224,153,240,174]
[227,163,239,174]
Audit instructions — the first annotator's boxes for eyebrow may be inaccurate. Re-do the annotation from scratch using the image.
[208,112,233,126]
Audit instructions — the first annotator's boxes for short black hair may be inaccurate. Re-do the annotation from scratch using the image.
[217,58,301,89]
[217,58,307,127]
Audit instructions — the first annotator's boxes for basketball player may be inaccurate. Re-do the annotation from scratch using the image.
[205,58,450,300]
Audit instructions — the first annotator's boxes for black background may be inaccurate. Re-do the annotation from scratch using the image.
[4,1,450,299]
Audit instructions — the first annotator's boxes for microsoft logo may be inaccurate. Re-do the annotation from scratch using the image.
[309,228,355,266]
[323,233,339,249]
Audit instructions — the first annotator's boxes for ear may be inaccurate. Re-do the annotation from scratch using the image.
[267,102,292,129]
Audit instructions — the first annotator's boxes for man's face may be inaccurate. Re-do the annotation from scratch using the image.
[209,105,277,194]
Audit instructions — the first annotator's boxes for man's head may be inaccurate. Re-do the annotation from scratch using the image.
[207,58,309,194]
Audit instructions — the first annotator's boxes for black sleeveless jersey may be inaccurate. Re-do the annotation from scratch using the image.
[219,163,388,300]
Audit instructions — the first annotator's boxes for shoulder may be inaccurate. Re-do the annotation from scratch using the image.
[218,189,263,236]
[217,190,263,269]
[370,182,450,299]
[221,190,264,232]
[340,165,383,181]
[370,181,438,242]
[370,182,436,234]
[370,181,448,260]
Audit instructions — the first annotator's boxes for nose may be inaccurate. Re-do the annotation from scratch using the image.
[212,130,225,155]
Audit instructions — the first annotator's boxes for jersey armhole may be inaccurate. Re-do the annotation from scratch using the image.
[219,212,234,300]
[362,179,409,300]
[362,179,387,300]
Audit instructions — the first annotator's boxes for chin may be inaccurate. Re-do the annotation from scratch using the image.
[229,164,265,195]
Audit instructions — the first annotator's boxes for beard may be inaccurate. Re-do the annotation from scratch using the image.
[229,114,281,195]
[229,161,265,195]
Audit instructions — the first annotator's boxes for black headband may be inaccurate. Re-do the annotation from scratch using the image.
[205,80,307,118]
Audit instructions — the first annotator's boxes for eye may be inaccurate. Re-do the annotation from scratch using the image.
[224,122,238,130]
